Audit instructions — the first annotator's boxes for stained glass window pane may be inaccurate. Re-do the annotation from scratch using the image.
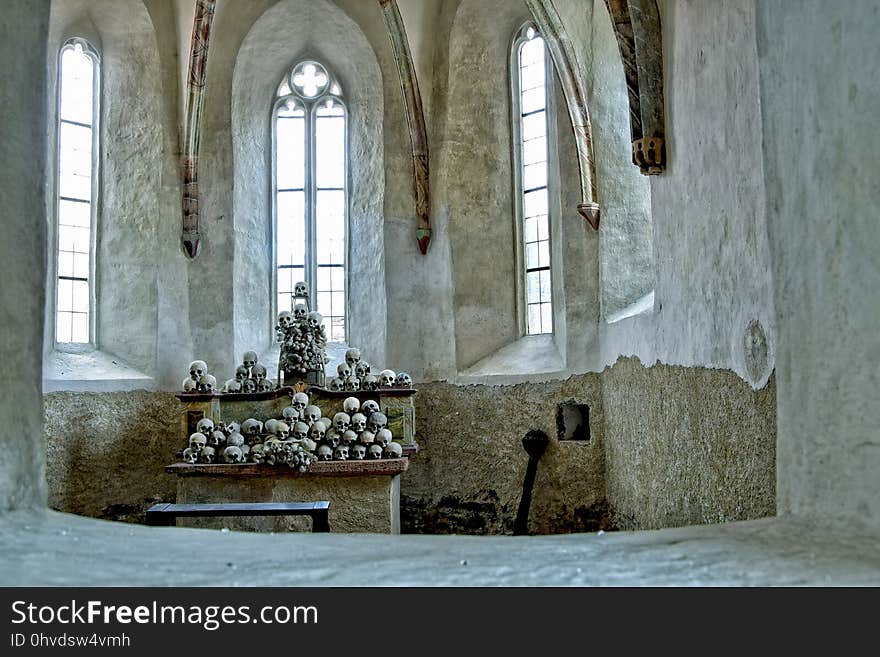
[517,31,552,335]
[56,41,96,344]
[276,114,305,189]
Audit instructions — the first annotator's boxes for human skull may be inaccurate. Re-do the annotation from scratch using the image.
[317,417,333,432]
[350,444,367,460]
[307,311,323,330]
[199,374,217,393]
[188,360,207,381]
[199,445,216,464]
[337,362,352,379]
[189,432,207,452]
[241,418,263,437]
[250,443,266,464]
[345,376,361,392]
[242,351,258,371]
[292,421,310,442]
[395,372,413,388]
[182,377,197,393]
[303,405,322,426]
[367,412,388,434]
[344,347,361,368]
[264,418,280,436]
[384,442,403,459]
[355,361,371,380]
[308,422,326,443]
[326,431,341,449]
[342,397,360,415]
[235,365,249,381]
[226,432,245,448]
[252,364,267,382]
[293,303,308,321]
[223,421,240,436]
[277,311,293,331]
[362,374,379,391]
[282,406,300,423]
[316,444,333,461]
[294,281,308,298]
[375,428,393,448]
[341,429,358,446]
[300,437,317,453]
[208,430,226,448]
[333,445,349,461]
[360,400,380,417]
[291,392,309,414]
[240,378,256,393]
[350,412,367,433]
[222,378,242,393]
[327,377,344,392]
[196,418,214,435]
[274,421,290,440]
[182,447,199,464]
[368,443,383,459]
[332,412,351,434]
[359,430,375,445]
[223,445,244,463]
[378,369,396,388]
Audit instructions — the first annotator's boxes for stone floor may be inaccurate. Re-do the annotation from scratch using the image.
[1,509,878,586]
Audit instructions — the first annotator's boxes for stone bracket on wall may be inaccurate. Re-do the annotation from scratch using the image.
[603,0,666,175]
[179,0,216,259]
[525,0,601,230]
[378,0,432,255]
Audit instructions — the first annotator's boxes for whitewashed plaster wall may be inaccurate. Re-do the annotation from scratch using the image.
[0,0,51,511]
[596,0,777,391]
[755,0,880,529]
[43,0,189,391]
[231,0,387,373]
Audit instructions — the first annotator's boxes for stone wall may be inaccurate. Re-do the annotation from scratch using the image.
[43,356,777,534]
[402,376,607,535]
[602,357,776,530]
[44,392,182,522]
[0,0,50,511]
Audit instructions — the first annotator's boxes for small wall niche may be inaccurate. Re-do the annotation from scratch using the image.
[556,402,590,442]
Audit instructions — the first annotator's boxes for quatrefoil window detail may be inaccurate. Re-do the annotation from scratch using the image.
[291,61,329,99]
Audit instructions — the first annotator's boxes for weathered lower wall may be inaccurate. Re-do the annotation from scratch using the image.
[602,357,776,530]
[402,376,607,535]
[44,392,182,522]
[43,358,776,533]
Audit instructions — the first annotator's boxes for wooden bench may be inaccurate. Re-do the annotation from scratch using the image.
[145,501,330,532]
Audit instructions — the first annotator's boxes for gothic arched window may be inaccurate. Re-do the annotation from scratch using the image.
[512,25,553,335]
[273,60,347,342]
[54,38,100,345]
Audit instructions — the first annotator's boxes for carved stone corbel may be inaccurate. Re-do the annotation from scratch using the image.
[524,0,600,230]
[179,0,216,259]
[378,0,432,254]
[604,0,666,175]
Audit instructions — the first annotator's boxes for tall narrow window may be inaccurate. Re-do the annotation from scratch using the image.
[55,39,99,345]
[274,60,347,342]
[513,25,553,335]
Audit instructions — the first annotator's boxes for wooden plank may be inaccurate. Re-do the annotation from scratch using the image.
[159,502,328,517]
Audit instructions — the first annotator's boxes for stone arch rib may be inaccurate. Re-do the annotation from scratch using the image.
[378,0,432,255]
[180,0,216,259]
[524,0,601,230]
[603,0,666,175]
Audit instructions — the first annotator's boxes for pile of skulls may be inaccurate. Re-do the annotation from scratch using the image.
[325,347,413,392]
[277,285,330,380]
[181,360,218,393]
[222,351,275,393]
[180,392,405,466]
